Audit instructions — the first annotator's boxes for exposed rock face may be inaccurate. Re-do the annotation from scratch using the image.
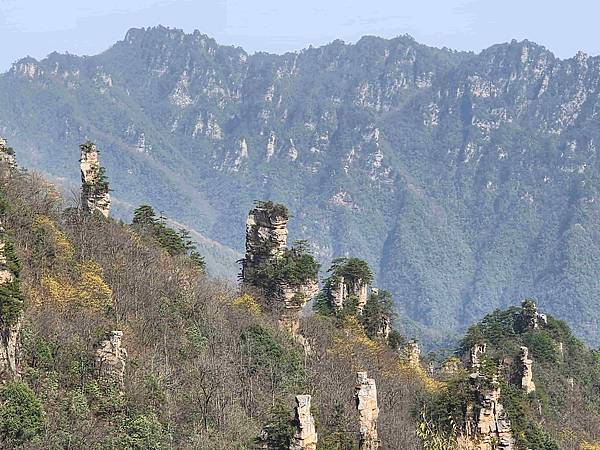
[0,320,21,380]
[460,343,515,450]
[519,346,535,394]
[80,141,110,218]
[0,137,17,172]
[329,275,368,313]
[242,203,288,275]
[519,300,547,331]
[279,280,319,335]
[0,222,22,380]
[95,331,127,388]
[469,343,487,372]
[462,379,514,450]
[242,203,318,334]
[404,340,421,367]
[355,371,380,450]
[375,314,391,341]
[291,395,317,450]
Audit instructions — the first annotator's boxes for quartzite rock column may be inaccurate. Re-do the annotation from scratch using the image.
[519,346,536,394]
[291,395,318,450]
[80,141,110,218]
[355,371,380,450]
[0,222,21,380]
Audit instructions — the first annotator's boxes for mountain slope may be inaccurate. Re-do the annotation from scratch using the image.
[2,27,600,346]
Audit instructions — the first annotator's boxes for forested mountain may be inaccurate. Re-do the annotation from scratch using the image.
[2,26,600,346]
[1,139,599,449]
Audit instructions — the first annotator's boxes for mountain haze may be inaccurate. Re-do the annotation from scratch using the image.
[2,26,600,346]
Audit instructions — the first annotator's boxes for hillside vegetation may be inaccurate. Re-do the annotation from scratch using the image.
[0,147,424,448]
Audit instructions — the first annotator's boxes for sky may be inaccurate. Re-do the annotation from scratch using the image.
[1,0,599,71]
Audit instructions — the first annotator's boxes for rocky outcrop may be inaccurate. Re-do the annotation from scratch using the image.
[95,331,127,388]
[460,344,515,450]
[375,314,391,341]
[241,202,318,334]
[404,340,421,367]
[241,202,288,277]
[461,378,514,450]
[291,395,317,450]
[519,346,535,394]
[0,222,22,380]
[469,343,487,372]
[326,258,371,314]
[355,371,380,450]
[80,141,110,218]
[0,137,17,173]
[279,280,319,335]
[519,300,547,331]
[330,275,369,314]
[0,320,21,380]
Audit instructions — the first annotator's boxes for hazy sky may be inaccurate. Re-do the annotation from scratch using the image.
[1,0,599,71]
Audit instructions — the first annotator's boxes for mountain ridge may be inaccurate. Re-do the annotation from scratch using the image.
[2,26,600,348]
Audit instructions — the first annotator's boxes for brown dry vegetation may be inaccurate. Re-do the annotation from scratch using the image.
[1,167,425,449]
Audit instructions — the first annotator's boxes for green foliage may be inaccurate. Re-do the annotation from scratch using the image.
[254,200,289,220]
[328,257,373,286]
[0,382,45,446]
[0,231,24,327]
[261,401,295,449]
[117,413,164,450]
[131,204,205,272]
[243,241,319,295]
[241,324,304,392]
[360,290,395,339]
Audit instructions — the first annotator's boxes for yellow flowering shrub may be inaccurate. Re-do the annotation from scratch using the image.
[232,293,262,315]
[39,260,112,310]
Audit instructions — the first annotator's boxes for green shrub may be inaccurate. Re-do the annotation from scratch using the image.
[0,382,45,446]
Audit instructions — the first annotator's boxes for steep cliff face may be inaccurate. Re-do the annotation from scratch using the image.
[460,345,515,450]
[0,147,23,380]
[4,28,600,345]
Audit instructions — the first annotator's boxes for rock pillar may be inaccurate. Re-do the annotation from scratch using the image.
[519,346,535,394]
[355,371,380,450]
[95,331,127,388]
[291,395,317,450]
[80,141,110,217]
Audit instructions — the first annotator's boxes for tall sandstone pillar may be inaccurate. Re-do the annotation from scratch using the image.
[0,221,22,380]
[355,371,380,450]
[241,202,318,334]
[80,141,110,218]
[291,395,318,450]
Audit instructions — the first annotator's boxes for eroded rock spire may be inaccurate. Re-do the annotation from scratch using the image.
[0,221,22,380]
[80,141,110,217]
[291,395,317,450]
[355,371,380,450]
